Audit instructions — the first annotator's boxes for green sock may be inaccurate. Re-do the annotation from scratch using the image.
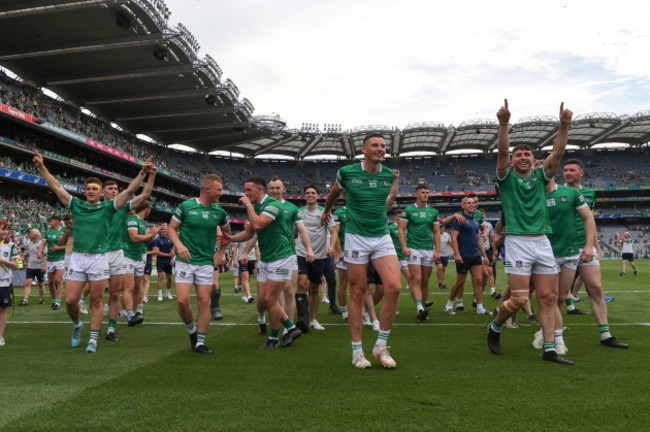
[197,332,207,346]
[185,321,196,333]
[282,318,295,329]
[89,329,100,343]
[270,329,280,339]
[491,320,503,332]
[376,329,390,347]
[598,324,612,339]
[565,298,574,307]
[415,299,423,308]
[543,341,556,352]
[53,298,61,304]
[108,319,116,333]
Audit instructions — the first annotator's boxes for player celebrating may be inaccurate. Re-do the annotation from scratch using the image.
[322,133,401,369]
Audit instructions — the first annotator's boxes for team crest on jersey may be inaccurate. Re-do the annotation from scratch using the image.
[2,251,8,258]
[384,180,390,187]
[561,196,568,202]
[179,271,187,277]
[368,180,377,188]
[516,260,523,268]
[352,250,359,258]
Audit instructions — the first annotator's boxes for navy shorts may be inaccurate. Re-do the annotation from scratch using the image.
[144,261,153,276]
[238,260,256,274]
[0,285,12,308]
[367,261,383,285]
[157,262,173,274]
[622,253,634,261]
[297,256,327,284]
[435,256,449,267]
[455,255,483,275]
[25,268,45,282]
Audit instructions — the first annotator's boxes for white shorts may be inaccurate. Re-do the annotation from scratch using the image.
[336,260,347,271]
[67,252,109,282]
[504,235,557,276]
[231,264,240,277]
[399,259,409,271]
[344,233,396,265]
[106,249,126,276]
[257,256,296,283]
[175,261,214,286]
[290,254,299,272]
[46,260,65,273]
[407,248,434,267]
[124,257,145,277]
[555,254,580,271]
[578,247,601,267]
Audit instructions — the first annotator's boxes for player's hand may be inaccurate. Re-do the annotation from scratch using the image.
[176,244,191,262]
[320,211,332,227]
[559,102,573,128]
[240,256,249,265]
[580,247,594,263]
[239,196,252,207]
[454,254,463,264]
[306,251,315,263]
[326,246,334,257]
[33,150,44,169]
[497,99,511,124]
[219,232,231,247]
[151,225,162,236]
[455,214,467,225]
[482,255,489,266]
[403,247,411,258]
[393,169,400,180]
[433,252,441,263]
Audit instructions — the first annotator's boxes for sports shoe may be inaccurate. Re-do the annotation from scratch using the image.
[39,298,45,305]
[542,350,573,365]
[105,332,119,342]
[634,270,638,276]
[321,297,330,304]
[211,306,223,320]
[477,308,492,315]
[372,320,380,331]
[158,295,163,301]
[260,339,279,349]
[362,311,372,325]
[506,319,519,329]
[600,337,629,349]
[567,308,587,315]
[71,323,83,348]
[417,308,429,322]
[18,299,28,306]
[372,346,397,369]
[119,310,128,318]
[194,344,214,355]
[143,296,149,303]
[405,285,410,290]
[281,327,302,347]
[0,337,5,346]
[103,304,109,315]
[456,305,465,312]
[295,320,309,333]
[52,302,60,310]
[486,323,501,355]
[247,296,255,303]
[441,284,448,290]
[438,283,443,290]
[527,314,538,325]
[79,302,89,315]
[189,332,197,350]
[258,323,268,336]
[234,286,242,293]
[425,301,434,308]
[127,315,144,327]
[571,294,582,302]
[165,291,173,300]
[491,291,501,299]
[604,295,615,303]
[310,320,325,330]
[329,305,341,315]
[620,272,626,276]
[352,352,371,369]
[472,300,477,308]
[241,296,248,303]
[555,342,568,355]
[341,311,348,321]
[532,330,543,349]
[444,308,456,315]
[85,342,97,354]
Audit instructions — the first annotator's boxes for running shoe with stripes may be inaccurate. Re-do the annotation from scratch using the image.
[372,346,396,368]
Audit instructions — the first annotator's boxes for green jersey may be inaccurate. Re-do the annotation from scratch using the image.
[124,214,147,262]
[333,207,347,251]
[497,167,551,235]
[546,185,587,257]
[336,162,395,238]
[44,226,65,262]
[280,199,302,254]
[107,202,132,252]
[402,204,439,250]
[68,196,117,253]
[173,198,229,266]
[570,185,595,249]
[254,195,294,263]
[388,223,406,260]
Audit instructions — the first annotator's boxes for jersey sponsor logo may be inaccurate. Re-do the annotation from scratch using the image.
[189,210,198,215]
[352,179,363,184]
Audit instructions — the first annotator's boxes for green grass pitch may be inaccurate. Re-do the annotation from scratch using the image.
[2,260,649,431]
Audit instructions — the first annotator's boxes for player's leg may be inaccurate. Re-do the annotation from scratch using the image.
[407,262,424,313]
[370,254,401,368]
[420,262,433,307]
[470,262,488,314]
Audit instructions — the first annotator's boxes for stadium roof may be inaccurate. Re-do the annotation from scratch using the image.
[2,0,650,159]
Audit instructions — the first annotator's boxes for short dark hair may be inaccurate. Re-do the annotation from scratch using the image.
[49,215,61,222]
[512,144,534,154]
[245,176,266,189]
[466,193,478,199]
[362,132,384,145]
[304,184,319,194]
[478,208,487,215]
[564,158,584,170]
[133,200,151,214]
[103,180,118,188]
[269,176,284,184]
[415,184,428,192]
[85,177,103,187]
[393,208,403,215]
[63,212,72,222]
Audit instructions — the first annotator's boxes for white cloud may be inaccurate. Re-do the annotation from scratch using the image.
[164,0,650,129]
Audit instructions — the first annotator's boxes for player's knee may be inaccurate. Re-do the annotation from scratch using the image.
[505,297,527,311]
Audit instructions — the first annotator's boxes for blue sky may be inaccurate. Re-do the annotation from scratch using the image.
[154,0,649,130]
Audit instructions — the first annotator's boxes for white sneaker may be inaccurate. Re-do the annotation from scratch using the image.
[341,311,348,321]
[405,285,410,290]
[532,330,544,350]
[103,304,109,315]
[352,352,371,369]
[372,346,396,368]
[321,297,330,304]
[477,308,492,316]
[143,296,148,303]
[310,320,325,330]
[165,291,173,300]
[158,295,163,301]
[241,296,248,303]
[119,310,128,319]
[0,337,5,346]
[555,341,568,355]
[362,311,371,325]
[444,308,456,315]
[79,302,89,315]
[372,320,380,331]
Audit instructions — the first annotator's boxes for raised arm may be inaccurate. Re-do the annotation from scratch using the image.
[543,102,573,179]
[33,151,72,206]
[386,169,400,212]
[128,224,161,244]
[115,156,155,210]
[496,99,511,180]
[130,166,158,209]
